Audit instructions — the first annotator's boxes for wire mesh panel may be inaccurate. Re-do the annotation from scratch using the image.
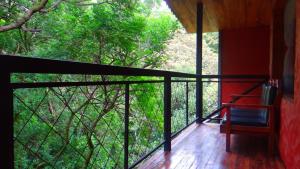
[128,83,164,166]
[187,82,196,123]
[171,82,186,134]
[203,81,219,118]
[14,85,125,169]
[11,72,200,168]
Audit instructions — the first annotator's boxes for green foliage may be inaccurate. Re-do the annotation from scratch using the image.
[2,0,178,168]
[143,0,162,8]
[203,32,219,53]
[202,33,219,117]
[0,0,178,67]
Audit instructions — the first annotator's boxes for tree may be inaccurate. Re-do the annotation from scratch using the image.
[3,0,179,168]
[0,0,120,32]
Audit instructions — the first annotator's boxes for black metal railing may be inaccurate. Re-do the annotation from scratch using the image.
[0,55,268,169]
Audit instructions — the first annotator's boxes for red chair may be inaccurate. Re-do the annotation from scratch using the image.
[220,84,277,154]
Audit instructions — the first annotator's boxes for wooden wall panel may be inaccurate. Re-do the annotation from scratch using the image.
[165,0,273,32]
[279,0,300,168]
[220,27,270,114]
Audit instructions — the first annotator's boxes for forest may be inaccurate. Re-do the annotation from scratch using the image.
[0,0,219,168]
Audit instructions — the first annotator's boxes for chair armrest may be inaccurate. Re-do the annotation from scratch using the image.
[231,94,261,98]
[223,103,275,135]
[223,103,275,126]
[222,103,272,110]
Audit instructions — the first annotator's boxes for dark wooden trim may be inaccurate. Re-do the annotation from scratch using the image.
[124,84,129,169]
[218,31,223,109]
[0,71,13,169]
[0,55,196,77]
[11,79,269,89]
[164,76,172,151]
[196,2,203,123]
[11,80,165,89]
[186,82,189,126]
[1,55,268,79]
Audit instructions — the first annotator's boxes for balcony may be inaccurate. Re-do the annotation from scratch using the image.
[1,0,299,168]
[1,55,285,168]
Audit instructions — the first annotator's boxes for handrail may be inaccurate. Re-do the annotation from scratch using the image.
[2,55,268,79]
[11,80,267,89]
[1,55,196,77]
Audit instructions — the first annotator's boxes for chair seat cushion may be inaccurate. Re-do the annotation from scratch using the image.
[221,108,268,126]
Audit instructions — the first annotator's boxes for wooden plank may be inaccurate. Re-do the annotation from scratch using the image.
[166,0,273,33]
[138,124,285,169]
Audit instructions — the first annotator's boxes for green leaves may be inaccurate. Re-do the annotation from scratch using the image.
[0,19,6,26]
[1,0,178,69]
[6,0,180,168]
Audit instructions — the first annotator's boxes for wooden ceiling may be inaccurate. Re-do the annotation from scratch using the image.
[165,0,274,33]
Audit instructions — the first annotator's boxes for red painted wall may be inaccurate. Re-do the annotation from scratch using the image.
[279,1,300,168]
[220,27,270,107]
[218,2,300,168]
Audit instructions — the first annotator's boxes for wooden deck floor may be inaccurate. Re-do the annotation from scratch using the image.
[138,123,285,169]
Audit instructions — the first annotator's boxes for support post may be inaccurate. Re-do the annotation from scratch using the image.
[124,84,129,169]
[186,82,189,126]
[270,0,285,79]
[164,76,171,151]
[196,3,203,123]
[0,70,13,169]
[218,32,222,109]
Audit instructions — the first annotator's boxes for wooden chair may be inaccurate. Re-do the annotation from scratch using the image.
[220,83,277,154]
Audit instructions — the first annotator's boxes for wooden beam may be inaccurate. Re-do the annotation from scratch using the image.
[164,76,172,151]
[218,31,223,109]
[0,71,13,168]
[270,4,285,79]
[196,3,203,123]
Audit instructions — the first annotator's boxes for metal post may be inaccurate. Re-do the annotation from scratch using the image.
[0,70,13,169]
[185,82,189,126]
[196,3,203,123]
[218,32,222,111]
[124,84,129,169]
[164,76,171,151]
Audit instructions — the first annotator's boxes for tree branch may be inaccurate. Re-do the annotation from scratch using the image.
[21,25,42,33]
[0,0,48,32]
[76,0,112,6]
[40,0,64,13]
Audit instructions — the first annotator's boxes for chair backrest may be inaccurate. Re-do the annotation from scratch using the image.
[259,84,277,122]
[261,84,277,106]
[261,84,269,105]
[267,85,277,105]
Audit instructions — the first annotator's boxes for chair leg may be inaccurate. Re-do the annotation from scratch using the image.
[226,133,231,152]
[268,134,274,156]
